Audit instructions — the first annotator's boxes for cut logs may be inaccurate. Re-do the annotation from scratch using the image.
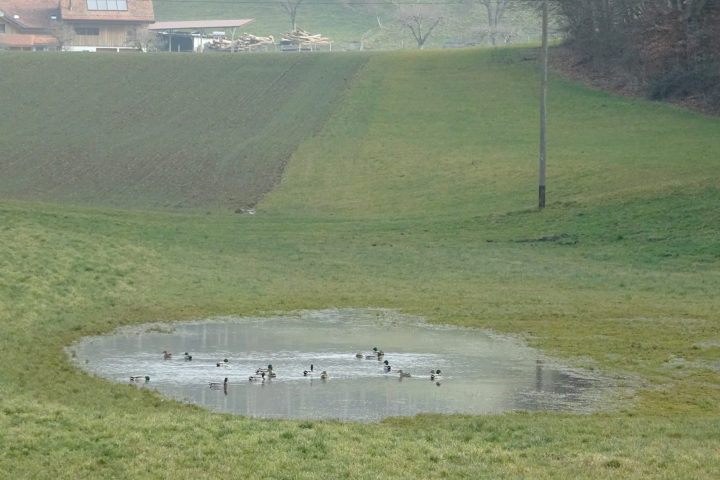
[207,33,275,52]
[280,28,331,51]
[205,28,331,52]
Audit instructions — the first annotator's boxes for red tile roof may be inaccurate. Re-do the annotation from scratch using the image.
[0,32,58,47]
[0,0,61,30]
[60,0,154,23]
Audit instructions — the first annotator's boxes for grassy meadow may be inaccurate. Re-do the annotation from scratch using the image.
[1,47,720,478]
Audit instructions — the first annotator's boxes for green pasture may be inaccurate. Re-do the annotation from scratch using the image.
[1,47,719,478]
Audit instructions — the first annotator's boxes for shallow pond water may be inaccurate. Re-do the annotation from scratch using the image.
[70,309,605,422]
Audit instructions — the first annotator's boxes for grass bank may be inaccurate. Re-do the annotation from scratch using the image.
[1,47,719,478]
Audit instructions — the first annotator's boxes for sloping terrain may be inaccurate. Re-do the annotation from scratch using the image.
[1,47,719,478]
[0,52,367,212]
[264,48,720,220]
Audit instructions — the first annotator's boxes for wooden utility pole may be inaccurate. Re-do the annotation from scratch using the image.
[539,0,548,208]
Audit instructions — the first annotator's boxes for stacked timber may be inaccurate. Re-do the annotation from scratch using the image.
[207,33,275,52]
[280,28,331,51]
[233,33,275,51]
[207,38,232,51]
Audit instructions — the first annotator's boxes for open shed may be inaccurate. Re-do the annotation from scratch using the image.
[149,19,254,52]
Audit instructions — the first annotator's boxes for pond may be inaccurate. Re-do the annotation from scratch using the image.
[69,309,606,422]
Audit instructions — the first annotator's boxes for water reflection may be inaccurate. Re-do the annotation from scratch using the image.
[70,309,602,422]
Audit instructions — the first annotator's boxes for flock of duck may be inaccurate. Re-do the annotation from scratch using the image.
[129,347,444,389]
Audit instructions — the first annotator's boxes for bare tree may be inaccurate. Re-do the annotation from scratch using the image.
[131,27,164,52]
[479,0,512,45]
[548,0,720,106]
[279,0,305,31]
[50,23,75,50]
[395,5,443,49]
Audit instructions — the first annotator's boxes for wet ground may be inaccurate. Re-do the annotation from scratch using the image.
[69,309,605,422]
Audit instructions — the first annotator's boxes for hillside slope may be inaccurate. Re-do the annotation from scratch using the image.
[1,48,720,479]
[263,47,720,220]
[0,52,367,212]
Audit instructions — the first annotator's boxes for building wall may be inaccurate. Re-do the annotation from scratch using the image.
[0,18,20,35]
[1,16,150,51]
[67,23,136,48]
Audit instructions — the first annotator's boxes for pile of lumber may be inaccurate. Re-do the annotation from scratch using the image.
[280,28,331,50]
[233,33,274,51]
[206,38,233,51]
[207,33,275,52]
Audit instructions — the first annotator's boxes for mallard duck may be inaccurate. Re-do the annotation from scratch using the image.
[430,369,442,381]
[398,370,411,378]
[320,371,329,380]
[257,363,273,372]
[130,375,150,383]
[162,350,172,360]
[183,352,193,361]
[248,373,265,383]
[373,347,385,359]
[209,378,228,389]
[355,353,364,359]
[216,358,229,367]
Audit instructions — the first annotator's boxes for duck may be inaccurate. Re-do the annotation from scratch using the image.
[430,369,442,381]
[303,364,314,376]
[355,353,364,359]
[398,370,411,378]
[320,371,329,380]
[183,352,193,361]
[209,378,229,390]
[130,375,150,383]
[248,372,266,383]
[364,347,385,360]
[216,358,230,367]
[383,360,392,372]
[162,350,172,360]
[256,364,276,377]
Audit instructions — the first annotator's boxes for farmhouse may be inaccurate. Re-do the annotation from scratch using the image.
[0,0,154,51]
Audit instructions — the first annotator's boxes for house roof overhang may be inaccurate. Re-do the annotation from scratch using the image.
[0,32,58,47]
[149,19,254,31]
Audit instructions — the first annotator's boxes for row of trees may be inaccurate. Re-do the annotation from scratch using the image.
[278,0,526,49]
[394,0,522,49]
[548,0,720,105]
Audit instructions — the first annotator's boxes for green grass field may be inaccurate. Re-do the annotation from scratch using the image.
[1,47,719,478]
[0,52,368,212]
